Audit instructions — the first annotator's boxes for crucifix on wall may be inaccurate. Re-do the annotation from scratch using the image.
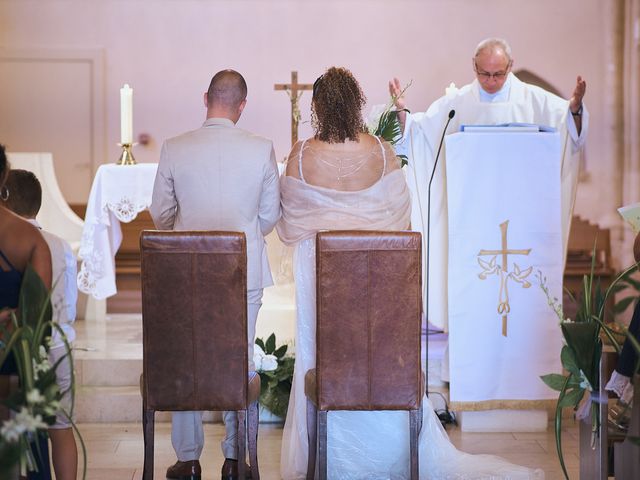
[274,71,314,146]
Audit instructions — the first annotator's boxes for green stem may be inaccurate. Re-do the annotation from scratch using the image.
[555,376,571,480]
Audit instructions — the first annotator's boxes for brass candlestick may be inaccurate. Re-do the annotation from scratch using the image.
[116,143,136,165]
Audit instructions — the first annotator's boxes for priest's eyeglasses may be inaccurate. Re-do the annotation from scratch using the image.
[474,61,512,80]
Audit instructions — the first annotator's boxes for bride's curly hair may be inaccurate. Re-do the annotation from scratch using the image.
[311,67,366,143]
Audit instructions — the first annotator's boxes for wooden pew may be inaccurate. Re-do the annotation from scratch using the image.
[564,215,614,322]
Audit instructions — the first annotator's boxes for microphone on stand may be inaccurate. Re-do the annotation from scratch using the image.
[424,110,455,394]
[426,108,455,324]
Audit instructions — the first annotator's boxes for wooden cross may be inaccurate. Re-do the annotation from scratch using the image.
[478,220,532,336]
[274,71,314,146]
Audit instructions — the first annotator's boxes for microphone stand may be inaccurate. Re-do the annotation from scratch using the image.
[425,109,455,395]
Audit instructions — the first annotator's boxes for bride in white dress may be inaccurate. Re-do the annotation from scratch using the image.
[276,67,544,480]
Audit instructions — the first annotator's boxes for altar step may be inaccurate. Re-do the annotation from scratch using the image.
[73,313,448,423]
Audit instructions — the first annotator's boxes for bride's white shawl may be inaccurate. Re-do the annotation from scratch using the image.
[276,169,411,245]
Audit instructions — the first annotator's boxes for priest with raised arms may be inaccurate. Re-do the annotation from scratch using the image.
[389,37,588,332]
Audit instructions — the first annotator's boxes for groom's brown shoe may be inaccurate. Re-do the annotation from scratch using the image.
[166,460,201,480]
[221,458,252,480]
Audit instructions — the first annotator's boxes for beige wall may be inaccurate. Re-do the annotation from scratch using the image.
[0,0,624,258]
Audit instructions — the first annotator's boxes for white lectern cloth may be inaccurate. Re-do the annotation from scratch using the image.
[446,131,563,408]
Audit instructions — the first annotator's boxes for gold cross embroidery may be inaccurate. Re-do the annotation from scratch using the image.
[477,220,533,337]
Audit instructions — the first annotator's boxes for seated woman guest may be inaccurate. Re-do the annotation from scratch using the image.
[277,67,543,479]
[3,169,78,480]
[0,144,53,480]
[0,143,52,357]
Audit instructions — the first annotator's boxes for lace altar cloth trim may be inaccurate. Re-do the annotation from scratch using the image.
[77,199,150,297]
[106,197,149,223]
[77,163,157,299]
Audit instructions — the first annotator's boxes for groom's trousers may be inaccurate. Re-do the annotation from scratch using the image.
[171,288,263,461]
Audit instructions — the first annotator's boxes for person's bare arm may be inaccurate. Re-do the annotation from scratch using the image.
[31,233,52,290]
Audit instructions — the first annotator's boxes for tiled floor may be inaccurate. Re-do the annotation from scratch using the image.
[70,313,581,479]
[74,420,580,479]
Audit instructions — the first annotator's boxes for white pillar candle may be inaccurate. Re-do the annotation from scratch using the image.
[445,82,457,97]
[120,84,133,144]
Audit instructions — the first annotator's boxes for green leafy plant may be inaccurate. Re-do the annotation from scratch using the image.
[612,268,640,318]
[538,247,640,480]
[255,334,294,419]
[366,81,412,167]
[0,265,86,478]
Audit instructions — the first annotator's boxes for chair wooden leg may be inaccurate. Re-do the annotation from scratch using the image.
[248,401,260,480]
[142,407,155,480]
[237,410,246,480]
[409,409,419,480]
[318,410,327,480]
[306,399,317,480]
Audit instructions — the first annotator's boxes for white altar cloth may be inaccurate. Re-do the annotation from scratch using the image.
[77,163,158,299]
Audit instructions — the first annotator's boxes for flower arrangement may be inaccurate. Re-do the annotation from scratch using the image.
[0,265,85,478]
[538,248,640,479]
[254,334,294,419]
[366,81,412,167]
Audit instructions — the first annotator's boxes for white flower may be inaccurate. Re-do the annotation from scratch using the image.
[1,407,47,442]
[15,407,47,431]
[253,345,278,372]
[261,355,278,372]
[43,400,61,417]
[365,104,389,134]
[26,389,45,405]
[579,371,593,391]
[32,355,52,381]
[1,418,25,442]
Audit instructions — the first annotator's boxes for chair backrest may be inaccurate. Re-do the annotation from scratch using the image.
[140,230,248,412]
[315,230,422,411]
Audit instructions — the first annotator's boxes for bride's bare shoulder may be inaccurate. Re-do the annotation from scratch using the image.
[284,140,306,178]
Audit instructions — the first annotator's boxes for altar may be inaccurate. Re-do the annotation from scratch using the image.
[77,163,158,301]
[76,162,297,343]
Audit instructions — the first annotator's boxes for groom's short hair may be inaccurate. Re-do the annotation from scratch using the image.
[207,70,247,109]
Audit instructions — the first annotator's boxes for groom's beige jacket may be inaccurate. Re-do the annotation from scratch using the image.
[150,117,281,290]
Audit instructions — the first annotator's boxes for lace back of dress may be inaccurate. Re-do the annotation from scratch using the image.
[297,136,391,191]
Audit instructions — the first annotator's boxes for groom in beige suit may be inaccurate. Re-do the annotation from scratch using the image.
[150,69,281,480]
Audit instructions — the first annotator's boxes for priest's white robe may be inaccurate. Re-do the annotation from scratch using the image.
[395,73,589,330]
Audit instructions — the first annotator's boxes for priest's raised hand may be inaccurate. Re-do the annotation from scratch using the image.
[569,75,587,134]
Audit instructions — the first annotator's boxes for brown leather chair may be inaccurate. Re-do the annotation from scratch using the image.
[305,230,423,480]
[140,231,260,480]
